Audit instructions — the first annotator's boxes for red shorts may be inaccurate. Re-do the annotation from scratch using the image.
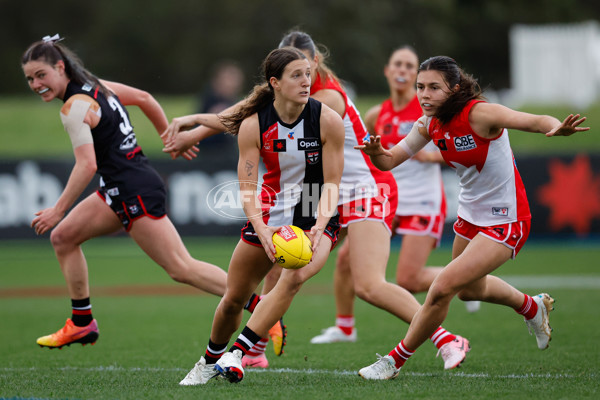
[394,214,445,247]
[453,217,531,259]
[337,192,397,233]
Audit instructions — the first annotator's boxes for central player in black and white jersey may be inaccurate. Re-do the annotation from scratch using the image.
[179,47,345,385]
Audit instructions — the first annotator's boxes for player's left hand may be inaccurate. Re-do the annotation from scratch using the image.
[31,207,64,235]
[162,130,200,160]
[307,225,324,255]
[257,225,281,263]
[354,134,393,157]
[546,114,590,137]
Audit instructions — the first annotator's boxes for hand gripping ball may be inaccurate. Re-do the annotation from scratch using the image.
[272,225,313,269]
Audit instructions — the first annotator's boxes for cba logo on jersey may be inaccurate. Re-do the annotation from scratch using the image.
[454,134,477,151]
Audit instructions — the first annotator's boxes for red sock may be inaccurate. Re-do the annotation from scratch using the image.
[429,327,456,349]
[336,314,354,335]
[388,340,415,369]
[515,294,538,320]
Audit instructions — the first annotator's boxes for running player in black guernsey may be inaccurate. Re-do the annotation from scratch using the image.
[22,34,264,349]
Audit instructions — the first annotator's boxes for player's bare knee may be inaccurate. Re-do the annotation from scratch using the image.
[160,261,183,283]
[427,281,457,306]
[166,269,188,284]
[278,273,304,296]
[354,282,378,303]
[457,289,478,302]
[396,274,420,293]
[335,252,350,273]
[49,227,75,253]
[219,295,246,315]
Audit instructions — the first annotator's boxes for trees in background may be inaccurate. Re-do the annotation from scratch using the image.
[4,0,599,95]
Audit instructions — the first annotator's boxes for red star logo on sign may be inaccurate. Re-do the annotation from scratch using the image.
[276,142,284,149]
[536,155,600,236]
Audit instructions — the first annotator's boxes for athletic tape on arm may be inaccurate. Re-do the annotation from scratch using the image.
[60,99,94,148]
[398,119,430,156]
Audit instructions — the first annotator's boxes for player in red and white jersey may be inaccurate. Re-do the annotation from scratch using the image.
[368,47,478,313]
[309,46,465,348]
[357,55,589,380]
[309,69,397,211]
[280,32,469,369]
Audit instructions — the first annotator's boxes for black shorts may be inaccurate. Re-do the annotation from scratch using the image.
[240,215,341,249]
[96,186,167,231]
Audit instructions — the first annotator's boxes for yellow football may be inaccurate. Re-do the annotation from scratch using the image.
[272,225,313,269]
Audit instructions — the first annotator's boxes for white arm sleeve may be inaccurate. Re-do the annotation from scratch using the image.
[397,118,430,156]
[60,99,94,148]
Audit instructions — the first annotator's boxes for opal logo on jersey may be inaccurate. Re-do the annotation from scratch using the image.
[206,180,276,220]
[454,134,477,151]
[297,138,320,151]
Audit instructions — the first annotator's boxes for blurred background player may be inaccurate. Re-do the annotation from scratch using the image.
[195,60,245,149]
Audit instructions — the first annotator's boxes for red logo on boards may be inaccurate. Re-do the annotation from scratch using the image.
[537,155,600,236]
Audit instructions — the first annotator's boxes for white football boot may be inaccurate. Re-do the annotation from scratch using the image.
[358,354,400,380]
[464,300,481,313]
[215,349,245,383]
[310,326,357,344]
[179,356,219,385]
[525,293,555,350]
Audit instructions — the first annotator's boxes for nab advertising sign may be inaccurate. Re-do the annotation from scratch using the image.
[1,154,599,239]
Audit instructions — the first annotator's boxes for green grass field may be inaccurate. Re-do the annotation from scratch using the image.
[0,95,597,159]
[1,237,599,399]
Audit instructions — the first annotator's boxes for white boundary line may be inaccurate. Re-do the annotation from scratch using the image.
[1,366,594,379]
[497,275,600,289]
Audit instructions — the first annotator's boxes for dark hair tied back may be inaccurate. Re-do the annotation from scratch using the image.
[419,56,484,125]
[22,34,111,98]
[220,47,307,135]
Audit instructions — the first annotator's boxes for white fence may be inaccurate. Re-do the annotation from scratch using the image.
[509,20,600,108]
